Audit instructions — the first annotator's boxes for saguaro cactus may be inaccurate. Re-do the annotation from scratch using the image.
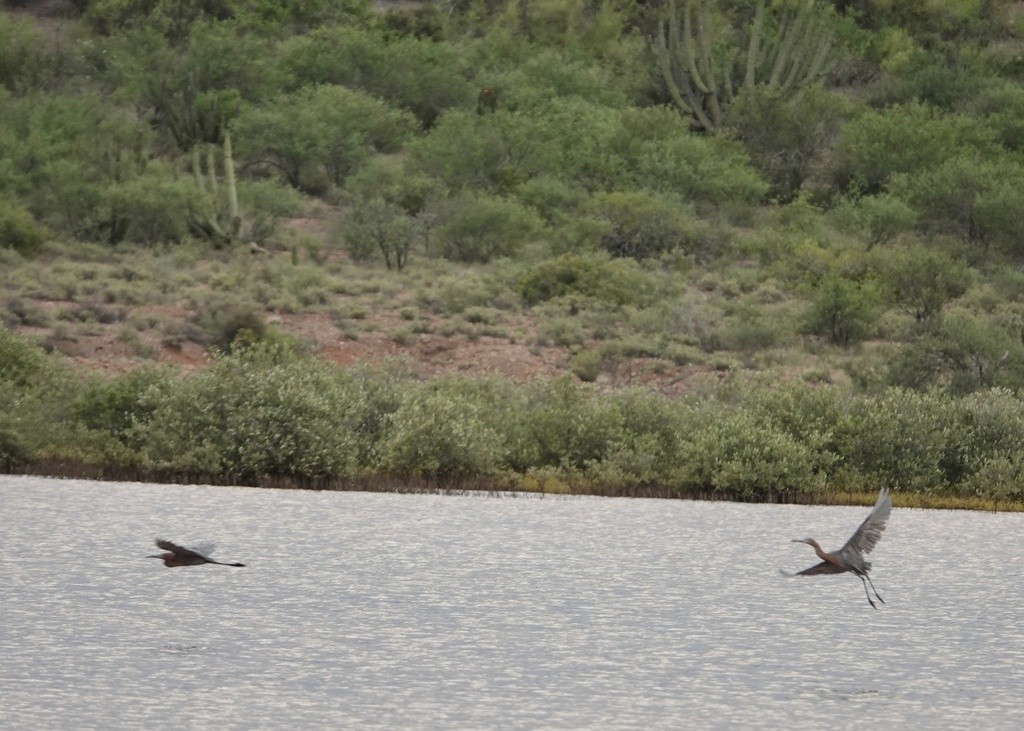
[654,0,838,131]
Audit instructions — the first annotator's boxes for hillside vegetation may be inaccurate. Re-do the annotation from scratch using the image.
[2,0,1024,505]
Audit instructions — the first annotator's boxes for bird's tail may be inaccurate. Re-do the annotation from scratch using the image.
[779,568,798,578]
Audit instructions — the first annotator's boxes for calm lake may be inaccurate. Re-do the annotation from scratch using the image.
[1,475,1022,729]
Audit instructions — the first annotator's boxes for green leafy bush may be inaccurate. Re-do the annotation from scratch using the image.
[804,275,881,346]
[611,107,769,207]
[71,366,170,446]
[101,168,206,244]
[0,197,46,254]
[830,102,995,193]
[480,47,632,112]
[676,407,823,499]
[886,312,1024,393]
[891,154,1024,251]
[235,85,415,191]
[870,244,969,321]
[0,11,62,93]
[431,192,542,263]
[134,344,363,480]
[102,22,272,151]
[377,383,507,477]
[728,87,851,201]
[0,324,55,389]
[504,377,624,472]
[277,27,474,126]
[830,193,917,247]
[343,197,415,270]
[972,82,1024,152]
[834,388,955,491]
[589,190,716,260]
[517,252,653,307]
[0,419,28,470]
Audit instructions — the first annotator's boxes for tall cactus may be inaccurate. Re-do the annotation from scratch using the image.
[190,126,241,246]
[654,0,838,132]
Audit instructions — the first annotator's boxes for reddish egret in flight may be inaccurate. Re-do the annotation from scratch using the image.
[783,488,892,608]
[148,539,245,568]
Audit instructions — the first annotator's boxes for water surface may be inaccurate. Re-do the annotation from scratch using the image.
[1,476,1022,729]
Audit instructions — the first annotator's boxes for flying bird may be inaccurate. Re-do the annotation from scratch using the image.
[148,539,245,568]
[783,488,892,608]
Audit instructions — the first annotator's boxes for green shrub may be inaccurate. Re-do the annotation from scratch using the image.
[343,197,415,271]
[505,378,624,471]
[100,21,273,152]
[481,47,632,112]
[432,192,542,263]
[870,244,969,322]
[0,324,55,389]
[0,198,46,255]
[874,51,980,110]
[612,106,769,206]
[676,406,823,499]
[585,389,685,486]
[728,87,851,201]
[0,12,61,93]
[0,419,28,470]
[567,348,605,382]
[972,82,1024,152]
[803,275,882,346]
[377,383,506,477]
[830,102,996,193]
[835,388,954,491]
[235,85,416,191]
[71,366,170,446]
[886,312,1024,393]
[517,252,652,307]
[101,169,205,244]
[830,193,917,248]
[891,154,1024,252]
[277,27,474,126]
[135,344,363,480]
[85,0,236,39]
[589,190,717,260]
[963,456,1024,502]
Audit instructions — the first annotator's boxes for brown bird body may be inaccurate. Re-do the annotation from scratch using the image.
[148,539,245,568]
[783,488,892,608]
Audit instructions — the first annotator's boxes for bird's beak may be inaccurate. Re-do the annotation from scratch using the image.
[791,539,805,544]
[146,555,160,558]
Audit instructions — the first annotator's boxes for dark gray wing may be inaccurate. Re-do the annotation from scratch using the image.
[156,539,211,562]
[837,488,892,561]
[793,560,847,576]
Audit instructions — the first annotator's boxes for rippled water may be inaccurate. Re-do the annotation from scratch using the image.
[1,475,1022,729]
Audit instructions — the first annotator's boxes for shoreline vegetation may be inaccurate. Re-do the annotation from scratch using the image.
[9,461,1024,513]
[4,2,1024,513]
[3,331,1023,512]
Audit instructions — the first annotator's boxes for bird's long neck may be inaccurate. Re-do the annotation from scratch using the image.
[806,538,830,561]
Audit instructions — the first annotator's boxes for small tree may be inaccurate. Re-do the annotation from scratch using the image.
[872,244,969,323]
[804,275,880,346]
[235,85,415,192]
[887,313,1024,394]
[343,197,415,271]
[727,86,849,201]
[892,154,1024,252]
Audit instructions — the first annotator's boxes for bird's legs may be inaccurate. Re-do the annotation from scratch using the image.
[865,574,885,605]
[859,575,878,609]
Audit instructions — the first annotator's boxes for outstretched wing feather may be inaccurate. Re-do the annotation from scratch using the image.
[155,539,210,562]
[838,488,892,560]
